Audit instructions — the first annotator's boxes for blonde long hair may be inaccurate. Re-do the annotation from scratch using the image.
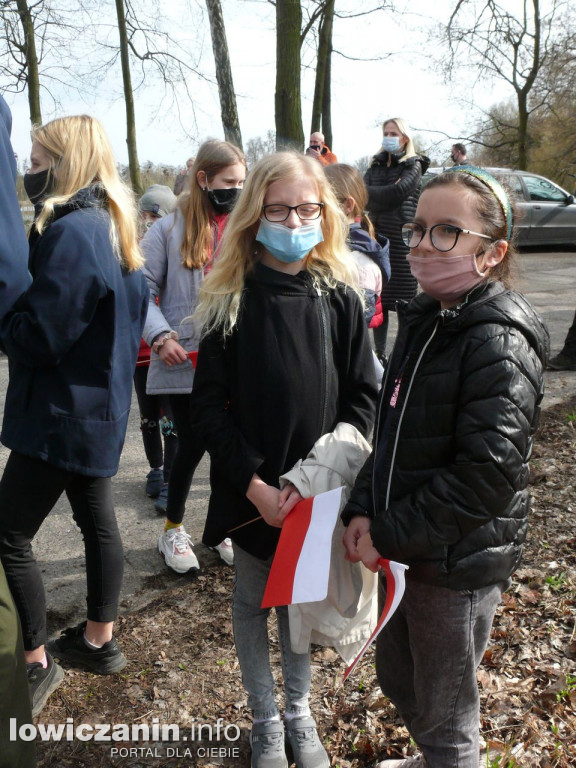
[178,139,246,270]
[324,163,376,238]
[378,117,418,162]
[32,115,143,271]
[195,152,359,338]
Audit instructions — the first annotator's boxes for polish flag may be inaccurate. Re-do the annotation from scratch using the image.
[343,558,408,681]
[261,487,343,609]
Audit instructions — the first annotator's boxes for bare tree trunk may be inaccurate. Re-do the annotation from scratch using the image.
[275,0,304,150]
[15,0,41,125]
[310,0,334,145]
[322,47,332,148]
[320,0,334,149]
[516,0,541,169]
[205,0,242,149]
[115,0,142,194]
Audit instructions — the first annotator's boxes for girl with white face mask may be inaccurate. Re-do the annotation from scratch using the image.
[191,152,378,768]
[363,118,430,364]
[343,168,549,768]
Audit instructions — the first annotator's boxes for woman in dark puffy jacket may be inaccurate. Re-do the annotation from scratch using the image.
[342,167,549,768]
[364,117,429,360]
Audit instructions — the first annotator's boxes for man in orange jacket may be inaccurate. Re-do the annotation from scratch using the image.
[306,131,338,166]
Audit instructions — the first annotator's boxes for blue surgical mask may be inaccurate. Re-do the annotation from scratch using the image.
[381,136,401,153]
[256,218,323,263]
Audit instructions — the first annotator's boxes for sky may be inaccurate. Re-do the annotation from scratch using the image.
[3,0,512,173]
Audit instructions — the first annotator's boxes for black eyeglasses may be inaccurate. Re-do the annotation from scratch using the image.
[262,203,324,223]
[401,222,493,252]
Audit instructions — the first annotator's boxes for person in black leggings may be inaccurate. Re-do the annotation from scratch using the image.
[0,115,148,715]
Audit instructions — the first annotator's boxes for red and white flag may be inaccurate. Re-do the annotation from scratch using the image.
[343,558,408,680]
[261,487,343,609]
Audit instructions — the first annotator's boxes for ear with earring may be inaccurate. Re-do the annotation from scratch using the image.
[196,170,207,190]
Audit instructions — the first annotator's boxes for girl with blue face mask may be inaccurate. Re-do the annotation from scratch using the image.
[190,152,378,768]
[364,117,430,366]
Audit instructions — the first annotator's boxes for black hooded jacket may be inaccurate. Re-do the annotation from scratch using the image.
[192,262,378,559]
[342,281,549,590]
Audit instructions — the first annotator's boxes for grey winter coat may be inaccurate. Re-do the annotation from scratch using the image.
[141,210,203,394]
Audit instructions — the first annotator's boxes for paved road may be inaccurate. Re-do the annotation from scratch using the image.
[0,250,574,632]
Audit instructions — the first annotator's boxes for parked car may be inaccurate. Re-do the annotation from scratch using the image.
[422,167,576,247]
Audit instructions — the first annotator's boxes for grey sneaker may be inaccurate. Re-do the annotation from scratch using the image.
[250,720,288,768]
[285,716,329,768]
[27,651,65,716]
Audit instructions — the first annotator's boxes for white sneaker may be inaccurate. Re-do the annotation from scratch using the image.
[211,538,234,566]
[158,526,200,574]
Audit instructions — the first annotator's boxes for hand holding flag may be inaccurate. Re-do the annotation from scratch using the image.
[261,487,343,608]
[343,558,408,680]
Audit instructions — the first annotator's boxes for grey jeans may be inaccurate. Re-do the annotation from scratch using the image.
[232,543,311,721]
[376,576,509,768]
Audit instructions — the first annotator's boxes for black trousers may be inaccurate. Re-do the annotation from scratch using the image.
[165,394,205,526]
[0,452,123,651]
[133,366,178,482]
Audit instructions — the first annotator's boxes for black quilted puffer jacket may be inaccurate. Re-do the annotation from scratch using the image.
[342,281,550,590]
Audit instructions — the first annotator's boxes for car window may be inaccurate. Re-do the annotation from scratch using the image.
[523,175,567,203]
[495,174,524,200]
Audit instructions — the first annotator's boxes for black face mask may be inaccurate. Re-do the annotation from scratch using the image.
[205,186,241,214]
[23,168,54,205]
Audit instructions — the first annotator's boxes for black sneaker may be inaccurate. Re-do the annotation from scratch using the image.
[547,353,576,371]
[47,622,127,674]
[27,651,65,717]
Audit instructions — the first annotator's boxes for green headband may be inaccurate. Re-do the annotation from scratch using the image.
[445,165,513,241]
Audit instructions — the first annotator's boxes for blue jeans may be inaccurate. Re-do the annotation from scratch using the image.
[375,576,509,768]
[232,543,311,721]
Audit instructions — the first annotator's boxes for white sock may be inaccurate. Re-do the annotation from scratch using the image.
[284,708,310,721]
[253,714,280,725]
[83,634,104,650]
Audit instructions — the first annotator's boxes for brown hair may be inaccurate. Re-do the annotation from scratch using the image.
[324,163,375,239]
[424,172,518,288]
[178,139,246,270]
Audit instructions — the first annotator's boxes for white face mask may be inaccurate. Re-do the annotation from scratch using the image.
[255,219,323,263]
[382,136,401,153]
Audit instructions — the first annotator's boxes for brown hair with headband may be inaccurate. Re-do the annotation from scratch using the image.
[425,172,519,288]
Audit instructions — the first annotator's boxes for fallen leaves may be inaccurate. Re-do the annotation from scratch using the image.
[35,398,576,767]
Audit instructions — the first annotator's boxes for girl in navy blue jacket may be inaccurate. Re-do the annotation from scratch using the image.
[0,115,148,716]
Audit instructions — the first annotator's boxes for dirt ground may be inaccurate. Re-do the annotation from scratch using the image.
[33,397,576,768]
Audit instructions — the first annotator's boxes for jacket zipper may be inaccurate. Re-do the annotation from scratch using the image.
[371,319,440,512]
[316,287,330,435]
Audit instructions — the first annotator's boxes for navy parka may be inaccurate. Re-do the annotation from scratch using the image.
[0,187,148,477]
